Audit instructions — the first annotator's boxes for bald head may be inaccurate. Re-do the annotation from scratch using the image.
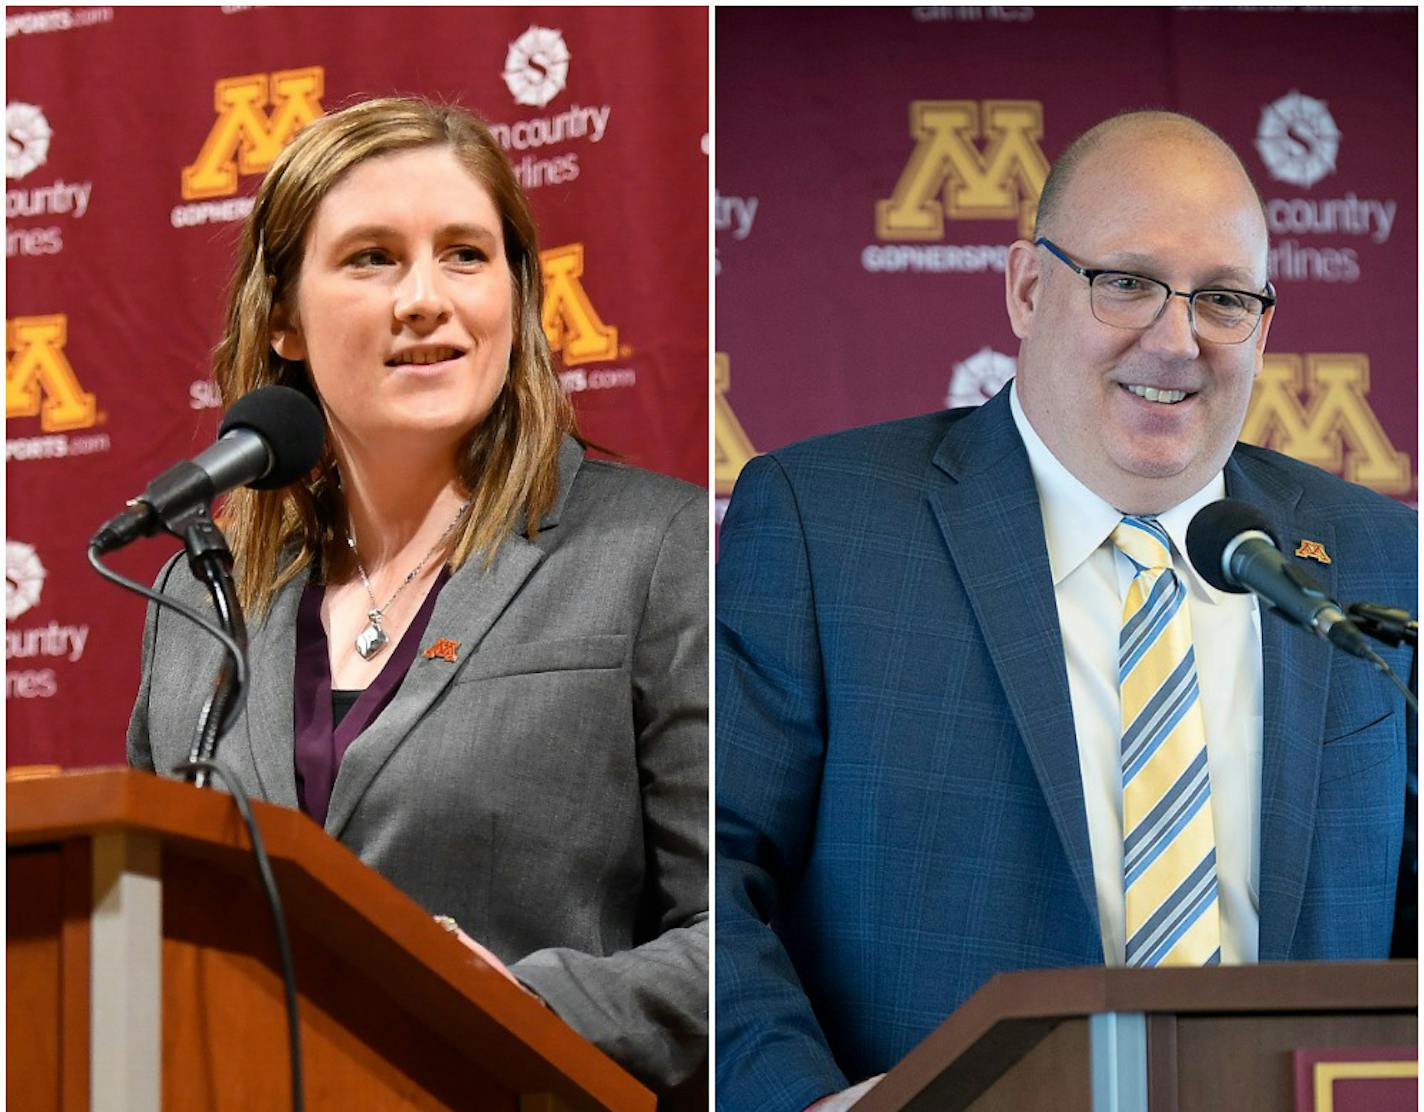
[1005,108,1277,515]
[1034,111,1268,250]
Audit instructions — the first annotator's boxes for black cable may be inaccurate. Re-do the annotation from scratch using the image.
[85,544,250,730]
[172,758,304,1112]
[1347,602,1418,648]
[1363,646,1420,715]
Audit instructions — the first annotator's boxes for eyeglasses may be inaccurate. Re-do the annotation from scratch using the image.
[1034,237,1276,345]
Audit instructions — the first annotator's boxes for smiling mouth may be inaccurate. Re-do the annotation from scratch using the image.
[1122,383,1194,405]
[386,347,465,367]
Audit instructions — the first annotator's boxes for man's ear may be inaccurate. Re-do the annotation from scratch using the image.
[1251,303,1275,366]
[1004,239,1041,341]
[269,300,306,362]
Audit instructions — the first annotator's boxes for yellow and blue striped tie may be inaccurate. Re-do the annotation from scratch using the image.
[1113,516,1221,967]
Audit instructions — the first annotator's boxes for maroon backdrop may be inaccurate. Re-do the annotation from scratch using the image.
[716,7,1417,523]
[7,5,709,768]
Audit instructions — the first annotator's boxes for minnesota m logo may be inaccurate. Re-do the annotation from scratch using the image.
[181,67,325,200]
[1243,354,1412,494]
[540,243,618,366]
[6,315,97,432]
[715,354,757,496]
[877,100,1049,241]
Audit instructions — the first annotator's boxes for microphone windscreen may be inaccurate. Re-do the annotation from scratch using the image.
[1185,499,1278,594]
[219,385,326,490]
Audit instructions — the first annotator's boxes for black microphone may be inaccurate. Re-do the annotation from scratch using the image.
[90,385,325,553]
[1185,499,1371,660]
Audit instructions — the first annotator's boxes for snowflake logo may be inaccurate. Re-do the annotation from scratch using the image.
[6,102,53,180]
[6,539,47,621]
[946,347,1016,409]
[503,26,571,109]
[1256,92,1340,189]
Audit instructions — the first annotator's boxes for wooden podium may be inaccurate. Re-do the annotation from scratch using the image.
[854,962,1417,1111]
[7,768,656,1112]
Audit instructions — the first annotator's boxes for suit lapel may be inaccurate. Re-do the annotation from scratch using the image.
[323,536,546,837]
[1224,451,1335,960]
[241,573,304,807]
[926,389,1100,931]
[322,438,584,839]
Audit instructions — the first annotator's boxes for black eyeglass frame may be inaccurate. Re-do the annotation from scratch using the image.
[1033,237,1277,345]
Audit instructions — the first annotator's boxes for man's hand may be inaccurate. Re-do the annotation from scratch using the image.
[805,1074,886,1111]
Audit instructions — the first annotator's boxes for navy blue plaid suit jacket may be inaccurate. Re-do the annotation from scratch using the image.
[715,385,1416,1112]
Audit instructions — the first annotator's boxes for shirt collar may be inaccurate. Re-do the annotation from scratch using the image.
[1009,380,1227,598]
[1153,477,1228,602]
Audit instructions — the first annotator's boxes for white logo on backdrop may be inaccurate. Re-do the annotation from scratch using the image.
[946,347,1016,409]
[6,535,91,699]
[6,539,46,620]
[1256,92,1340,189]
[6,102,52,180]
[503,26,571,109]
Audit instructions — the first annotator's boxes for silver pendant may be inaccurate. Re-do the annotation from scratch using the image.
[355,615,389,660]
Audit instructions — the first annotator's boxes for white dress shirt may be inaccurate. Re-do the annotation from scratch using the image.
[1009,383,1263,964]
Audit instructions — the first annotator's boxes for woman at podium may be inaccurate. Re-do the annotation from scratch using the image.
[126,97,707,1102]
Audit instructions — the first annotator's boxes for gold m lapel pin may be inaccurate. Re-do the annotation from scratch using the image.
[1294,539,1331,564]
[423,638,461,662]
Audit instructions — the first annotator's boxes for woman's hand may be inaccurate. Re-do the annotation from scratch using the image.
[435,915,544,1003]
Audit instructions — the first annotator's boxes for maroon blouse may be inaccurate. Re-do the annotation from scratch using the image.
[292,568,449,825]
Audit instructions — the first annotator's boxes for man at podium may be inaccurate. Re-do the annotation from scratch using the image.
[716,111,1416,1111]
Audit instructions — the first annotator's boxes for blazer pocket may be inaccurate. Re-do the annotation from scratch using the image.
[1321,708,1396,747]
[1317,709,1400,787]
[453,634,629,684]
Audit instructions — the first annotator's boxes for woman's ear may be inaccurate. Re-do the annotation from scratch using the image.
[269,300,307,362]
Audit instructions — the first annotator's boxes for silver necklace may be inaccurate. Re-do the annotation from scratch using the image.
[346,500,470,661]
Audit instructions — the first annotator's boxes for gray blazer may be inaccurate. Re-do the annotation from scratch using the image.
[128,439,709,1097]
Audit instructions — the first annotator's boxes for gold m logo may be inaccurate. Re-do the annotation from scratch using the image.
[6,315,97,432]
[877,100,1049,241]
[540,243,618,366]
[715,354,757,496]
[181,67,326,200]
[1242,354,1412,494]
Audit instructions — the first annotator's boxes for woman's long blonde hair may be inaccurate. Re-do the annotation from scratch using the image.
[213,97,576,614]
